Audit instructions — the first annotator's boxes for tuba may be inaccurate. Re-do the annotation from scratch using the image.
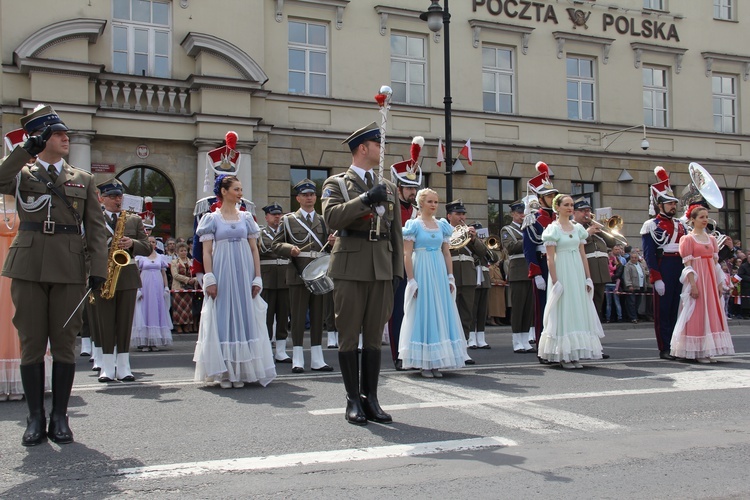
[681,162,730,253]
[94,211,132,302]
[449,224,472,250]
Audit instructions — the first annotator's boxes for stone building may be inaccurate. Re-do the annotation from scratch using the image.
[0,0,748,244]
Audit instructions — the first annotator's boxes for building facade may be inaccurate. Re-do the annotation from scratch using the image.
[1,0,748,244]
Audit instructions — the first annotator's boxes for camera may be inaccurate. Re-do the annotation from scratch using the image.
[640,139,650,150]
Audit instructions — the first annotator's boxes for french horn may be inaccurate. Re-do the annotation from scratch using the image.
[449,224,472,250]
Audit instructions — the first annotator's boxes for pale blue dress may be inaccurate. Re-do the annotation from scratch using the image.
[193,211,276,386]
[538,221,604,362]
[398,218,469,369]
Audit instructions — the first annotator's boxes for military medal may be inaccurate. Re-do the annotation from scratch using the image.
[73,200,78,209]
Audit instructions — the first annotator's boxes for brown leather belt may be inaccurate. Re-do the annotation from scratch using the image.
[19,221,81,235]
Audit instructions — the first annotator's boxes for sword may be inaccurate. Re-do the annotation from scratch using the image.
[63,287,92,329]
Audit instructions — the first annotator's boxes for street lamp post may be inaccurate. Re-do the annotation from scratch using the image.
[421,0,453,202]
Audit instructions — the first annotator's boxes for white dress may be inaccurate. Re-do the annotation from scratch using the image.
[193,211,276,386]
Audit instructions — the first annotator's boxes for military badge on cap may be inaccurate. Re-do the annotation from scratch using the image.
[262,203,283,215]
[445,199,467,214]
[97,178,125,197]
[390,136,424,187]
[343,122,381,151]
[294,179,317,195]
[20,104,69,135]
[509,199,525,213]
[573,197,591,210]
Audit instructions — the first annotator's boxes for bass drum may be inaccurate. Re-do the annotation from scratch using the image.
[301,255,334,295]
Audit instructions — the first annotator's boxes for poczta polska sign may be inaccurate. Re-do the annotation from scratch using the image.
[472,0,680,41]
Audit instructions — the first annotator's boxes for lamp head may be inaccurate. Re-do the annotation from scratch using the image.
[420,0,444,33]
[641,138,650,150]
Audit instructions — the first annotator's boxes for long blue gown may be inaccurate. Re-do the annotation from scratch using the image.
[398,218,469,369]
[193,211,276,386]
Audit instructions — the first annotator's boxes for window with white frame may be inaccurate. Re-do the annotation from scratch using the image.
[288,21,328,96]
[714,0,734,20]
[712,75,737,133]
[643,66,668,128]
[112,0,170,78]
[482,46,515,114]
[643,0,665,11]
[391,34,426,105]
[566,57,595,121]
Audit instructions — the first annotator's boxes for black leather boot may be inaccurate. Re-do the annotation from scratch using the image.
[48,362,75,444]
[360,349,392,424]
[20,363,47,446]
[338,350,367,426]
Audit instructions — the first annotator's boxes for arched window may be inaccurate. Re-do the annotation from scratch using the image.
[117,165,175,239]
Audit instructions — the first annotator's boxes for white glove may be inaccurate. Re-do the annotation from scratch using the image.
[136,289,143,301]
[252,276,263,294]
[408,278,418,297]
[164,286,170,298]
[203,272,217,288]
[654,279,665,296]
[534,275,546,291]
[585,277,593,292]
[447,274,455,294]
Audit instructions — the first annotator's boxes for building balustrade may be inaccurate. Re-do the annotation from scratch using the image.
[96,74,191,114]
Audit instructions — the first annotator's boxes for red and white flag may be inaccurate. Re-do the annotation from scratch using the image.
[459,139,472,166]
[436,138,445,167]
[4,128,27,154]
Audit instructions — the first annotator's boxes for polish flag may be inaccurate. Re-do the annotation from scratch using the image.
[459,139,472,166]
[436,138,445,167]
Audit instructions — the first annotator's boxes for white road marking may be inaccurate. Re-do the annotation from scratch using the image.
[117,436,518,480]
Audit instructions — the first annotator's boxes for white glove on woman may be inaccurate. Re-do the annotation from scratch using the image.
[448,274,456,294]
[164,286,171,299]
[136,289,143,301]
[585,277,594,292]
[534,275,546,291]
[203,272,217,288]
[654,279,665,296]
[252,276,263,294]
[408,278,418,298]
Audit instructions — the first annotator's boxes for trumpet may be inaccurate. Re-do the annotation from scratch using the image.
[484,234,501,250]
[589,215,627,246]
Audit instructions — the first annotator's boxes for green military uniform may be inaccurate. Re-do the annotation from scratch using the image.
[0,105,107,446]
[272,180,333,373]
[321,122,404,426]
[469,232,496,349]
[89,179,150,382]
[258,203,291,363]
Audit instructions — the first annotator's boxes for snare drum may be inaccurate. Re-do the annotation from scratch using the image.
[301,255,334,295]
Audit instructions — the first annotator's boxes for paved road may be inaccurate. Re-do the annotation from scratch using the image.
[1,321,749,499]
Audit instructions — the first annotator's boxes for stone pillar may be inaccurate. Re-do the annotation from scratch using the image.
[68,131,95,172]
[193,139,215,200]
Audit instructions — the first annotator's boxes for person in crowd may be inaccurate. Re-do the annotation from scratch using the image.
[487,258,508,326]
[670,205,734,362]
[132,236,173,350]
[193,175,276,389]
[737,253,750,319]
[387,144,422,369]
[170,242,197,333]
[502,200,535,353]
[89,178,151,383]
[641,167,687,360]
[522,162,559,362]
[623,248,647,324]
[271,179,334,373]
[605,250,624,323]
[612,244,627,266]
[164,238,177,260]
[258,202,292,362]
[445,200,493,358]
[0,105,108,445]
[537,194,604,369]
[398,188,468,378]
[321,122,403,426]
[638,251,654,321]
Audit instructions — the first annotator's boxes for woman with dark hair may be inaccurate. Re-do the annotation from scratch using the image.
[670,205,734,362]
[193,175,276,388]
[170,242,196,333]
[537,194,604,369]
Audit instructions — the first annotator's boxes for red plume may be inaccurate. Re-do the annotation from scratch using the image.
[225,131,238,150]
[654,166,669,181]
[375,94,387,107]
[535,161,549,176]
[410,136,424,163]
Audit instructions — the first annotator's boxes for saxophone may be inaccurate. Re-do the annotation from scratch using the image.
[94,211,132,302]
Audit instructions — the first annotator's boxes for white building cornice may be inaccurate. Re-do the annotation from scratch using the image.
[374,5,423,36]
[181,32,269,84]
[468,19,534,54]
[631,42,687,74]
[13,18,106,63]
[552,31,615,65]
[276,0,350,29]
[701,51,750,81]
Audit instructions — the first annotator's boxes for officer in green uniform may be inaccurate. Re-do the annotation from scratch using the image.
[88,179,151,383]
[0,105,108,446]
[258,202,292,363]
[322,122,403,426]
